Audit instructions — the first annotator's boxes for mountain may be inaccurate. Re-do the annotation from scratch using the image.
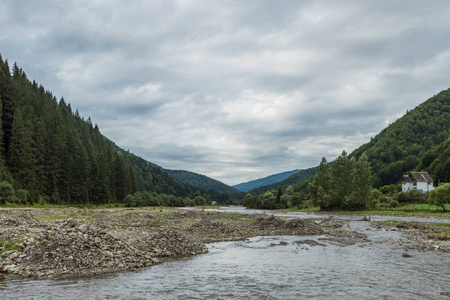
[234,169,300,192]
[247,87,450,195]
[247,167,317,195]
[0,54,224,205]
[164,169,240,194]
[416,136,450,184]
[350,88,450,188]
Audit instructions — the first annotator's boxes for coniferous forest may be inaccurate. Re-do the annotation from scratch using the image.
[0,55,227,206]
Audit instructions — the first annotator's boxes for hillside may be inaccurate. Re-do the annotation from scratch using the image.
[248,88,450,195]
[233,169,300,192]
[350,88,450,187]
[247,167,317,195]
[0,54,223,205]
[416,136,450,184]
[164,169,240,194]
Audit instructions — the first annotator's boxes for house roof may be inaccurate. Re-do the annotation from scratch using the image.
[401,172,434,183]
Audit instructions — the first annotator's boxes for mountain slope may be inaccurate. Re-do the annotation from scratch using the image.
[0,54,222,205]
[247,167,317,195]
[350,88,450,187]
[234,169,300,192]
[416,136,450,184]
[164,169,240,194]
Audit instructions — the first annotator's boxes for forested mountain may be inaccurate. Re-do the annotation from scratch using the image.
[247,88,450,196]
[350,88,450,187]
[233,169,300,192]
[0,55,223,205]
[164,169,240,194]
[416,136,450,184]
[247,167,317,195]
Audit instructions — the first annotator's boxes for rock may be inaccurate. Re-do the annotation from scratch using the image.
[2,265,16,272]
[78,224,88,233]
[402,253,413,258]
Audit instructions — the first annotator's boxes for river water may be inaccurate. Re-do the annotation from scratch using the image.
[1,210,449,299]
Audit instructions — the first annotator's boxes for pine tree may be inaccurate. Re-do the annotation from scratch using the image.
[9,108,37,190]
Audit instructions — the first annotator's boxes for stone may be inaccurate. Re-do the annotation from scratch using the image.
[78,224,88,233]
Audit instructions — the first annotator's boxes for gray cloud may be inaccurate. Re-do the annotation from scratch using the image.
[1,0,450,185]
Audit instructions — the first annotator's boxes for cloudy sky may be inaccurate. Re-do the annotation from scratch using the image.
[1,1,450,185]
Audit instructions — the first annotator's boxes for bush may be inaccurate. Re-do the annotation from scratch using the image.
[124,194,136,207]
[0,181,15,204]
[428,183,450,212]
[395,192,409,203]
[389,200,400,208]
[16,189,28,204]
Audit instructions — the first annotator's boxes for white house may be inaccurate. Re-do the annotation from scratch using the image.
[401,172,435,193]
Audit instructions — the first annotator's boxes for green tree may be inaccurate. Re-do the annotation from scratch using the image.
[310,151,372,210]
[346,154,371,210]
[428,183,450,211]
[8,108,36,190]
[290,192,302,207]
[309,157,331,208]
[243,193,256,208]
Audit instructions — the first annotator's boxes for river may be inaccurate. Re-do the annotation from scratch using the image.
[1,209,449,299]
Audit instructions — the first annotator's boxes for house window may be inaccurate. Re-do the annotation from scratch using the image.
[413,182,417,186]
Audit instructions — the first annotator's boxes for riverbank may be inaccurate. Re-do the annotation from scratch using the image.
[1,207,448,282]
[1,207,324,280]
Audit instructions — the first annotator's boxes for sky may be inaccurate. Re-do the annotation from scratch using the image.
[1,1,450,186]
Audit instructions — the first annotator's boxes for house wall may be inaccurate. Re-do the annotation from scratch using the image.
[402,182,434,193]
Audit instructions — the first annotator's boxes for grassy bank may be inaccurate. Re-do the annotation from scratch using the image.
[286,206,449,218]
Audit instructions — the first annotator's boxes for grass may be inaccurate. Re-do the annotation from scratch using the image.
[285,206,321,213]
[0,237,23,259]
[327,209,449,218]
[395,204,450,211]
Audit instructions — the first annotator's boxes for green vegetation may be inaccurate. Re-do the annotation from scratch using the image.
[123,191,213,207]
[165,169,242,195]
[309,152,371,211]
[428,183,450,211]
[242,185,313,210]
[234,169,300,192]
[248,167,317,196]
[0,236,23,259]
[0,54,228,207]
[350,88,450,188]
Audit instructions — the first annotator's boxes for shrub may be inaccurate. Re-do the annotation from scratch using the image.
[389,200,400,208]
[124,194,136,207]
[428,183,450,212]
[0,181,15,204]
[16,189,28,204]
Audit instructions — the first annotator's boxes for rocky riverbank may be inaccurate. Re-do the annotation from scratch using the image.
[373,221,450,252]
[0,207,324,280]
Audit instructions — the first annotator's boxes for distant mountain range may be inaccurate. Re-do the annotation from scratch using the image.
[233,170,300,192]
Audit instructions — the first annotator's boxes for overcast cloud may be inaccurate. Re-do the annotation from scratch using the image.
[1,0,450,185]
